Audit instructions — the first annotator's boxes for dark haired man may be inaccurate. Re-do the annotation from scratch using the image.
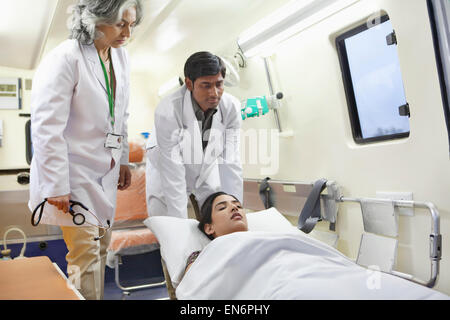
[145,51,243,220]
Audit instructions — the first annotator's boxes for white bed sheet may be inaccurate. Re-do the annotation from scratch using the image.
[176,231,449,300]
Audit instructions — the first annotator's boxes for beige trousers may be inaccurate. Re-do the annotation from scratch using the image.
[60,226,112,300]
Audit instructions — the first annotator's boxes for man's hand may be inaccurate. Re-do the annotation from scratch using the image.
[118,165,132,190]
[47,194,71,213]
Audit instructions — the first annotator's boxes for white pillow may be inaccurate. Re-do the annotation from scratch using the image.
[247,207,295,232]
[143,216,211,288]
[144,207,294,288]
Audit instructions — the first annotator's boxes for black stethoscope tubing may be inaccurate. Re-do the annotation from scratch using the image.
[31,199,110,234]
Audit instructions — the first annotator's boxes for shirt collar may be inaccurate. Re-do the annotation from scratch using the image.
[191,94,218,121]
[191,96,204,121]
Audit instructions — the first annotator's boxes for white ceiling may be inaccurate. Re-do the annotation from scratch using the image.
[41,0,78,60]
[128,0,293,76]
[1,0,292,74]
[0,0,59,70]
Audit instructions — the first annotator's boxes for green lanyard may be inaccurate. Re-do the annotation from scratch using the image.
[99,53,115,127]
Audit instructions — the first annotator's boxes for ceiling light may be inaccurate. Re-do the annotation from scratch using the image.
[238,0,360,58]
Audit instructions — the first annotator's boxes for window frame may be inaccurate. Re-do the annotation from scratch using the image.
[427,0,450,154]
[336,14,410,144]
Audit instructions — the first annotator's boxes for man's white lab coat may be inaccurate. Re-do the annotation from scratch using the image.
[146,85,243,218]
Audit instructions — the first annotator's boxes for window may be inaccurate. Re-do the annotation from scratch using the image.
[428,0,450,155]
[336,15,410,144]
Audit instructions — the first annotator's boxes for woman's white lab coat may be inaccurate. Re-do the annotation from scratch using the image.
[28,39,130,227]
[145,85,243,218]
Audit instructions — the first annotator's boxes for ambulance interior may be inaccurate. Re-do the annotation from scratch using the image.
[0,0,449,300]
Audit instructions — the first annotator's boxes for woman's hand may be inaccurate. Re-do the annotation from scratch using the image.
[47,194,71,213]
[118,165,131,190]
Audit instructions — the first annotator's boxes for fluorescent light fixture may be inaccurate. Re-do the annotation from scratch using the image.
[238,0,360,58]
[158,76,183,97]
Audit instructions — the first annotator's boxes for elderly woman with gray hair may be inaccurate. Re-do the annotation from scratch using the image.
[28,0,143,300]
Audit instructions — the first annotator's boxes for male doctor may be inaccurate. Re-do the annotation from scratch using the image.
[146,51,243,219]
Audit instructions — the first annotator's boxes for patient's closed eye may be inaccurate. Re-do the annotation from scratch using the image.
[232,201,242,209]
[215,200,242,211]
[215,201,227,210]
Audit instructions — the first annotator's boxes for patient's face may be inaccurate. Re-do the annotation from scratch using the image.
[204,194,248,239]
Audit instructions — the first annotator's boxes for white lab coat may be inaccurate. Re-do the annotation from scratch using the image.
[146,85,243,218]
[28,39,130,227]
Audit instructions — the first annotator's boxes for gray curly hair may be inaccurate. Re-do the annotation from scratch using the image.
[68,0,143,44]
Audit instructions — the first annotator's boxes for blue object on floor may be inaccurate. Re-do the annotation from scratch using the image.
[104,249,168,300]
[105,249,164,284]
[1,238,68,276]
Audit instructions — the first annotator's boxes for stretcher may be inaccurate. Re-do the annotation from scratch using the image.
[106,152,165,295]
[147,177,445,299]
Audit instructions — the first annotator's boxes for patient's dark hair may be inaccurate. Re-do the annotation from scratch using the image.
[198,192,238,240]
[184,51,226,83]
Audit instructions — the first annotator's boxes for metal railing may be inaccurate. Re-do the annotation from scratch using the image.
[243,178,442,288]
[339,196,442,288]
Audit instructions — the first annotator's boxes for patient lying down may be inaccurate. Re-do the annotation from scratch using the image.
[178,192,449,300]
[185,192,247,273]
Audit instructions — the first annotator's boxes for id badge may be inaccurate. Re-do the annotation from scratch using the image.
[104,133,123,149]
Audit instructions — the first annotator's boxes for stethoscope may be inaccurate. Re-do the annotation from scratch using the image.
[31,199,110,241]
